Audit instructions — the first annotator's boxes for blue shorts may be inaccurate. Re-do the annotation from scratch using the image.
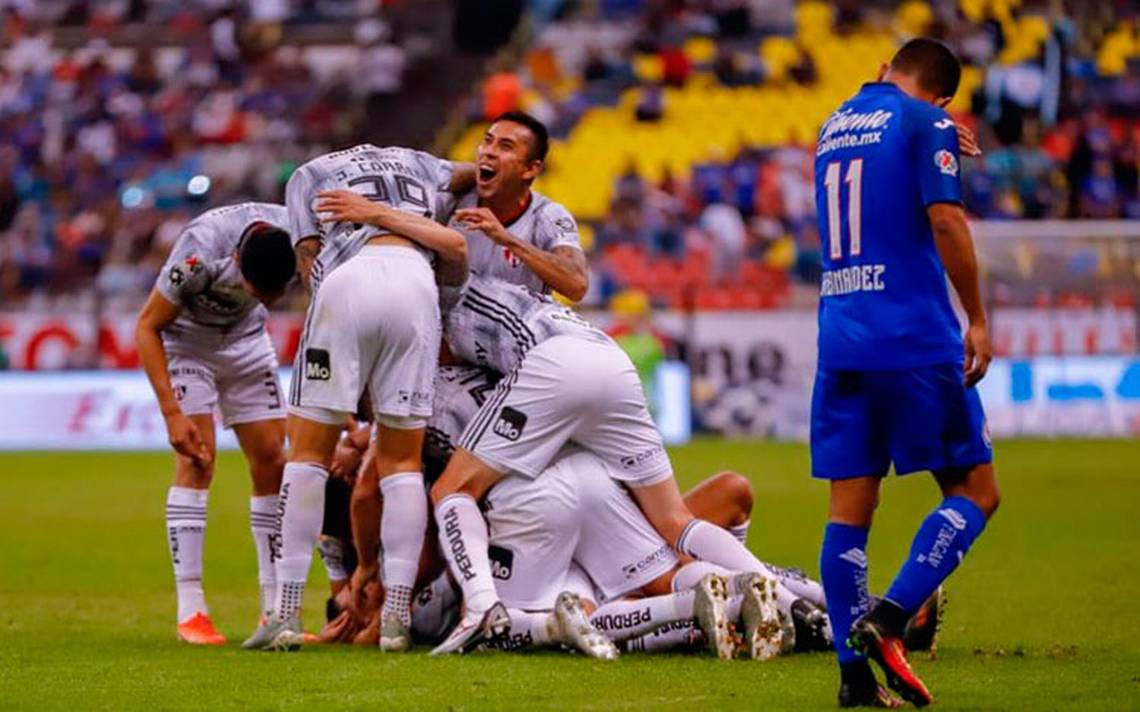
[810,362,993,480]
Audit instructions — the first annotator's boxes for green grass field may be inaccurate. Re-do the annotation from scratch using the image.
[1,439,1137,710]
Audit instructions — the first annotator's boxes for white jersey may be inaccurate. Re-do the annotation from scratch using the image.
[445,190,582,294]
[423,364,500,482]
[443,275,610,376]
[285,144,456,292]
[156,202,288,349]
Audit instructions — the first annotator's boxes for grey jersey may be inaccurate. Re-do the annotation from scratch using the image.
[156,202,289,347]
[285,144,455,292]
[423,365,500,483]
[446,190,582,294]
[443,275,610,376]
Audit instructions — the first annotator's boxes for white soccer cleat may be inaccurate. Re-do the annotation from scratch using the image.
[429,602,511,656]
[693,573,734,660]
[737,572,785,661]
[552,591,619,661]
[241,614,304,652]
[379,613,412,652]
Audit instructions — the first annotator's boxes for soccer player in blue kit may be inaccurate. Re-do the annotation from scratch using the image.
[811,39,1001,708]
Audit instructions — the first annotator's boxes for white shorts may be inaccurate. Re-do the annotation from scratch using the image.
[572,455,679,602]
[289,245,440,427]
[484,448,678,610]
[459,336,672,485]
[167,332,284,428]
[484,447,583,610]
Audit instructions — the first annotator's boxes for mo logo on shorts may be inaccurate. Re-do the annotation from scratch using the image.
[304,348,331,381]
[488,545,514,580]
[493,407,527,441]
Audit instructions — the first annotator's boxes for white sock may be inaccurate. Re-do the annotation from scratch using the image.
[622,621,701,653]
[379,472,428,627]
[250,494,278,616]
[676,519,773,576]
[591,592,695,641]
[476,610,553,651]
[726,594,743,621]
[167,486,208,623]
[769,564,827,608]
[273,462,327,622]
[729,519,751,544]
[670,560,732,592]
[435,494,498,615]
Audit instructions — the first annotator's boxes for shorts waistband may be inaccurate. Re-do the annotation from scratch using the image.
[358,244,431,260]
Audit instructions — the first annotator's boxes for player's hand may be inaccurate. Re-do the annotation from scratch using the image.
[964,321,992,387]
[165,413,211,467]
[956,123,982,157]
[454,207,510,244]
[316,190,388,225]
[348,564,380,619]
[330,437,364,482]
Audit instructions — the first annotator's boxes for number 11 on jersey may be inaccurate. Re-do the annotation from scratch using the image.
[823,159,863,261]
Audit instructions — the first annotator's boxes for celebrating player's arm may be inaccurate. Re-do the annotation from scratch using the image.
[453,203,587,300]
[316,189,469,278]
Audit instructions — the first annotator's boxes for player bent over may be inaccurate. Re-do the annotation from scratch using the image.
[243,148,472,652]
[811,39,1000,708]
[135,204,296,644]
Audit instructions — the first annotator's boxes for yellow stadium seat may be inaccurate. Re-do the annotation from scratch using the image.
[632,54,664,83]
[683,37,717,65]
[895,1,933,37]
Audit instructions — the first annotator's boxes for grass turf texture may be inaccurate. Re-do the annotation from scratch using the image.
[1,439,1137,710]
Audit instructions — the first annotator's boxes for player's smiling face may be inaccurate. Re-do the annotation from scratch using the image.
[476,121,542,200]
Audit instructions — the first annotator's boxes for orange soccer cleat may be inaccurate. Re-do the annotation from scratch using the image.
[177,613,227,646]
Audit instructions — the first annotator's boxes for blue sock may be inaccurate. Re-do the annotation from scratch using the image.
[884,496,987,615]
[820,522,873,664]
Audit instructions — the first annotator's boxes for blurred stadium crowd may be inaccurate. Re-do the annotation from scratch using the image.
[1,0,1138,310]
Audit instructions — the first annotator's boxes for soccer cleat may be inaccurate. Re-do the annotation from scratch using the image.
[791,599,834,653]
[736,572,784,661]
[379,613,412,652]
[177,613,226,646]
[552,591,619,660]
[839,682,904,708]
[241,615,303,652]
[693,574,734,660]
[429,602,511,656]
[903,586,945,653]
[849,616,933,707]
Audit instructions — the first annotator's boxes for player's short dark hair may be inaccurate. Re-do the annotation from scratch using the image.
[492,110,549,163]
[239,222,295,294]
[889,38,961,99]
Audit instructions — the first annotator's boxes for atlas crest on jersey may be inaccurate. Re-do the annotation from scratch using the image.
[934,149,959,176]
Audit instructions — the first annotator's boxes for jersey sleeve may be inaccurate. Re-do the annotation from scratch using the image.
[284,167,321,246]
[912,108,963,207]
[535,202,583,252]
[414,150,459,221]
[156,229,211,304]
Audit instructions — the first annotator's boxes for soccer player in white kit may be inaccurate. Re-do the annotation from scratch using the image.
[242,145,472,652]
[135,203,296,644]
[427,275,789,654]
[449,111,588,302]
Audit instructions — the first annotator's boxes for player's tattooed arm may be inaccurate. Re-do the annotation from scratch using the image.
[454,207,589,301]
[135,289,211,466]
[295,237,320,293]
[929,202,992,386]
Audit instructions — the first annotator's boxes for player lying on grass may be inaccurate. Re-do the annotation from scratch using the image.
[811,38,999,708]
[135,203,296,645]
[244,146,475,653]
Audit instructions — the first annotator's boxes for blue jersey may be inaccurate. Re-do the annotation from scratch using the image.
[814,82,964,370]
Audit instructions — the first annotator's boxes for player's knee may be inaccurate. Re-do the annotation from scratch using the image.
[713,470,754,524]
[970,478,1001,519]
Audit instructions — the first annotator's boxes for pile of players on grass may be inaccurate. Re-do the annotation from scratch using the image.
[141,112,942,664]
